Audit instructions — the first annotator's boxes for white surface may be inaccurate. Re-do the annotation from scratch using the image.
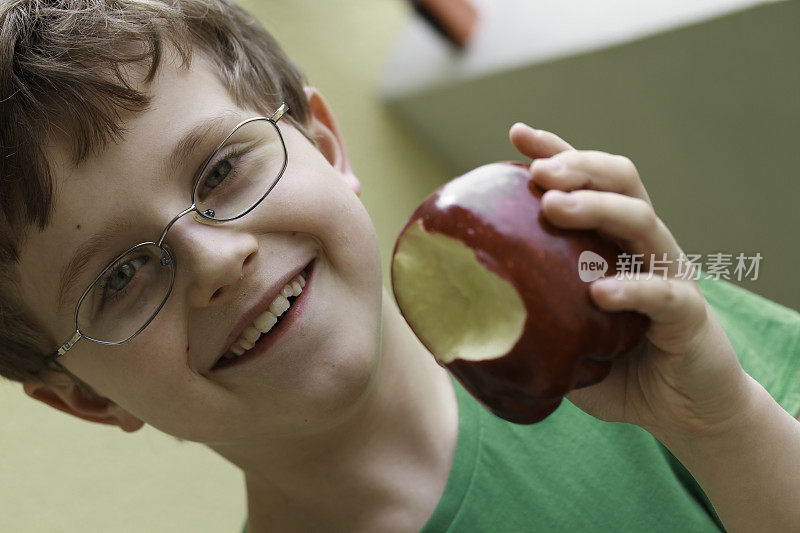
[381,0,783,96]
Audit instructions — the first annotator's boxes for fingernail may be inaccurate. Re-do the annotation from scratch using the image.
[547,189,578,208]
[513,121,536,132]
[533,158,564,173]
[560,192,578,209]
[596,278,623,298]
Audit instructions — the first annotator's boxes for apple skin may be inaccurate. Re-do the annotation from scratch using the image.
[391,162,650,424]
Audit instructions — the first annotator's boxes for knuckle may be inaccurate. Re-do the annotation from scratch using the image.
[654,218,673,241]
[615,154,638,174]
[572,189,594,203]
[564,149,600,167]
[633,199,658,233]
[685,293,710,339]
[556,150,581,166]
[662,279,678,305]
[583,150,611,167]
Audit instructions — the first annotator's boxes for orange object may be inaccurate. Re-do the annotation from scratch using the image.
[411,0,479,49]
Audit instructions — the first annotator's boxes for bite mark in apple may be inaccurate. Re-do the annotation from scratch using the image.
[393,218,527,364]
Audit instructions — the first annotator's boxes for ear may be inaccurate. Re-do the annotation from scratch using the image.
[303,86,361,197]
[23,372,144,433]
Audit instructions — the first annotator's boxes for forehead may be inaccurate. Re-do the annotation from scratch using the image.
[16,54,249,328]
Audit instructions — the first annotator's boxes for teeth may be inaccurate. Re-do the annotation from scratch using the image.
[224,270,307,360]
[254,311,278,332]
[269,295,290,316]
[242,326,261,343]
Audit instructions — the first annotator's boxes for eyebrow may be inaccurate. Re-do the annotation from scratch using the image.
[56,113,237,311]
[56,217,133,311]
[164,112,237,178]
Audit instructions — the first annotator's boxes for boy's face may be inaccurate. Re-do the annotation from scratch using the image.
[16,53,384,443]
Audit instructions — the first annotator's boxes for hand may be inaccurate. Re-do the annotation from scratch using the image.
[508,123,754,441]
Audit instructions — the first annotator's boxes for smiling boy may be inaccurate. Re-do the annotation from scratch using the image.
[2,1,800,532]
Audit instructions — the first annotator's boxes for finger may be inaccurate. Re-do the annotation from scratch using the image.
[541,189,683,269]
[509,123,574,161]
[531,150,651,204]
[590,277,707,354]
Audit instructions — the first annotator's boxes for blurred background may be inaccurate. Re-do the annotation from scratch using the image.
[1,1,797,531]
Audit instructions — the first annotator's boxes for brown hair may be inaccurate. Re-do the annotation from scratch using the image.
[0,0,312,382]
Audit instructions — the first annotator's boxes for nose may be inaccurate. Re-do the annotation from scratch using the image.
[165,212,259,308]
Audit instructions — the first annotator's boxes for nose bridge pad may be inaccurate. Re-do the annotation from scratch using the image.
[160,250,172,267]
[193,212,225,226]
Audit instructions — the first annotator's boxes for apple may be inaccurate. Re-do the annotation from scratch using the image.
[391,162,649,424]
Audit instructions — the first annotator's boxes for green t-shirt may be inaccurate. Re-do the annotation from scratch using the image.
[420,377,724,532]
[243,279,800,532]
[420,278,800,532]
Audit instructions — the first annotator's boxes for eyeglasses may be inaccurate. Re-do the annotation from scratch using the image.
[51,104,290,360]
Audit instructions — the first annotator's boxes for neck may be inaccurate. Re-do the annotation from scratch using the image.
[212,288,458,532]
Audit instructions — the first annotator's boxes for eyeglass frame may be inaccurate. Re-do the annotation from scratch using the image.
[49,103,290,361]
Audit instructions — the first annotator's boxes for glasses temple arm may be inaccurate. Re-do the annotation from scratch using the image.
[270,103,289,122]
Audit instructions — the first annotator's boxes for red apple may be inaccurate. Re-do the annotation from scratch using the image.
[391,162,649,424]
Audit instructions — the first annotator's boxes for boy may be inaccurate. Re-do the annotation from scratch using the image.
[1,1,799,532]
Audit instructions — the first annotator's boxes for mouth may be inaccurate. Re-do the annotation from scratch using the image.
[210,258,316,371]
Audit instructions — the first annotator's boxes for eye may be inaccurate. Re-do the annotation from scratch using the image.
[99,255,149,306]
[203,159,233,190]
[196,150,243,202]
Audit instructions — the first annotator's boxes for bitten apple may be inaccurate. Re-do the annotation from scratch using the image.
[391,162,649,424]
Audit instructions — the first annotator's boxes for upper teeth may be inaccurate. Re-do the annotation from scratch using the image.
[226,270,307,358]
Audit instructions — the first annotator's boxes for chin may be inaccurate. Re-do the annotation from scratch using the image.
[283,274,385,433]
[282,337,381,436]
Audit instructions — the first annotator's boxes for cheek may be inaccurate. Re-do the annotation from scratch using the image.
[302,326,379,417]
[66,325,184,408]
[66,329,181,399]
[74,342,240,441]
[73,318,254,441]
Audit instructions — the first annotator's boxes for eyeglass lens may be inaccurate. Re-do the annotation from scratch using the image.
[77,243,173,342]
[194,119,286,220]
[76,117,287,343]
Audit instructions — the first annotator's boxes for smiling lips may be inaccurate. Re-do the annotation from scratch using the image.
[222,268,308,361]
